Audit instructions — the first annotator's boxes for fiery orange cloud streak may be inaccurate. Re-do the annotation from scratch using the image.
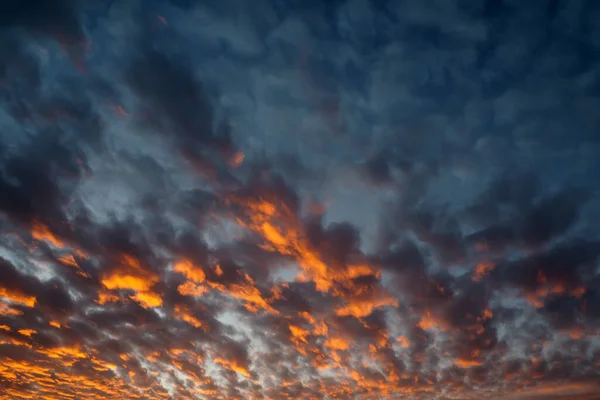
[31,220,64,248]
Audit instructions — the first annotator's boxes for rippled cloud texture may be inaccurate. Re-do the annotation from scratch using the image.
[1,0,600,399]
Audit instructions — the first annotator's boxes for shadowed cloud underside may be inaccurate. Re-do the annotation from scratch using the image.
[1,0,600,399]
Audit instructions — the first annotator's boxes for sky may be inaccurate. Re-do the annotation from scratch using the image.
[1,0,600,399]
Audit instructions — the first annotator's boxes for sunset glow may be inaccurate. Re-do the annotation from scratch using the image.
[1,0,599,399]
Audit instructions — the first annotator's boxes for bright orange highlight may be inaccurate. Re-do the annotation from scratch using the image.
[31,220,64,248]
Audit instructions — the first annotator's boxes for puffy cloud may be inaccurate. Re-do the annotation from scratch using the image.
[1,0,599,399]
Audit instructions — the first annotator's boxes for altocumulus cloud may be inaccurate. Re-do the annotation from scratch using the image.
[1,0,600,399]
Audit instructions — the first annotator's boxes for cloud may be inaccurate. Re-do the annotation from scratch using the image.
[1,0,600,399]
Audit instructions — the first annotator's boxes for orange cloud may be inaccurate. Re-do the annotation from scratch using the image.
[225,284,277,314]
[396,336,410,348]
[213,357,250,377]
[173,259,206,283]
[418,311,442,331]
[177,281,209,297]
[472,261,495,282]
[17,328,37,337]
[96,290,120,305]
[324,337,350,351]
[228,151,245,168]
[101,264,162,308]
[230,196,389,298]
[102,272,156,292]
[58,254,91,278]
[454,358,483,368]
[38,345,88,360]
[131,290,163,308]
[31,220,64,248]
[501,381,600,400]
[0,288,36,307]
[335,295,398,319]
[0,303,24,316]
[174,305,203,328]
[289,324,310,344]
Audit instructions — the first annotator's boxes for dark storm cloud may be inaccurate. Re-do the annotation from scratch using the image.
[0,137,85,225]
[498,239,600,290]
[0,1,105,243]
[463,174,593,250]
[0,257,73,315]
[0,0,88,77]
[1,0,600,399]
[124,43,239,180]
[0,1,83,37]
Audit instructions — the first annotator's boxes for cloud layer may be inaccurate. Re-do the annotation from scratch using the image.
[1,0,600,399]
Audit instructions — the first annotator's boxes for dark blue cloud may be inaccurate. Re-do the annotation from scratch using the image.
[0,1,599,399]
